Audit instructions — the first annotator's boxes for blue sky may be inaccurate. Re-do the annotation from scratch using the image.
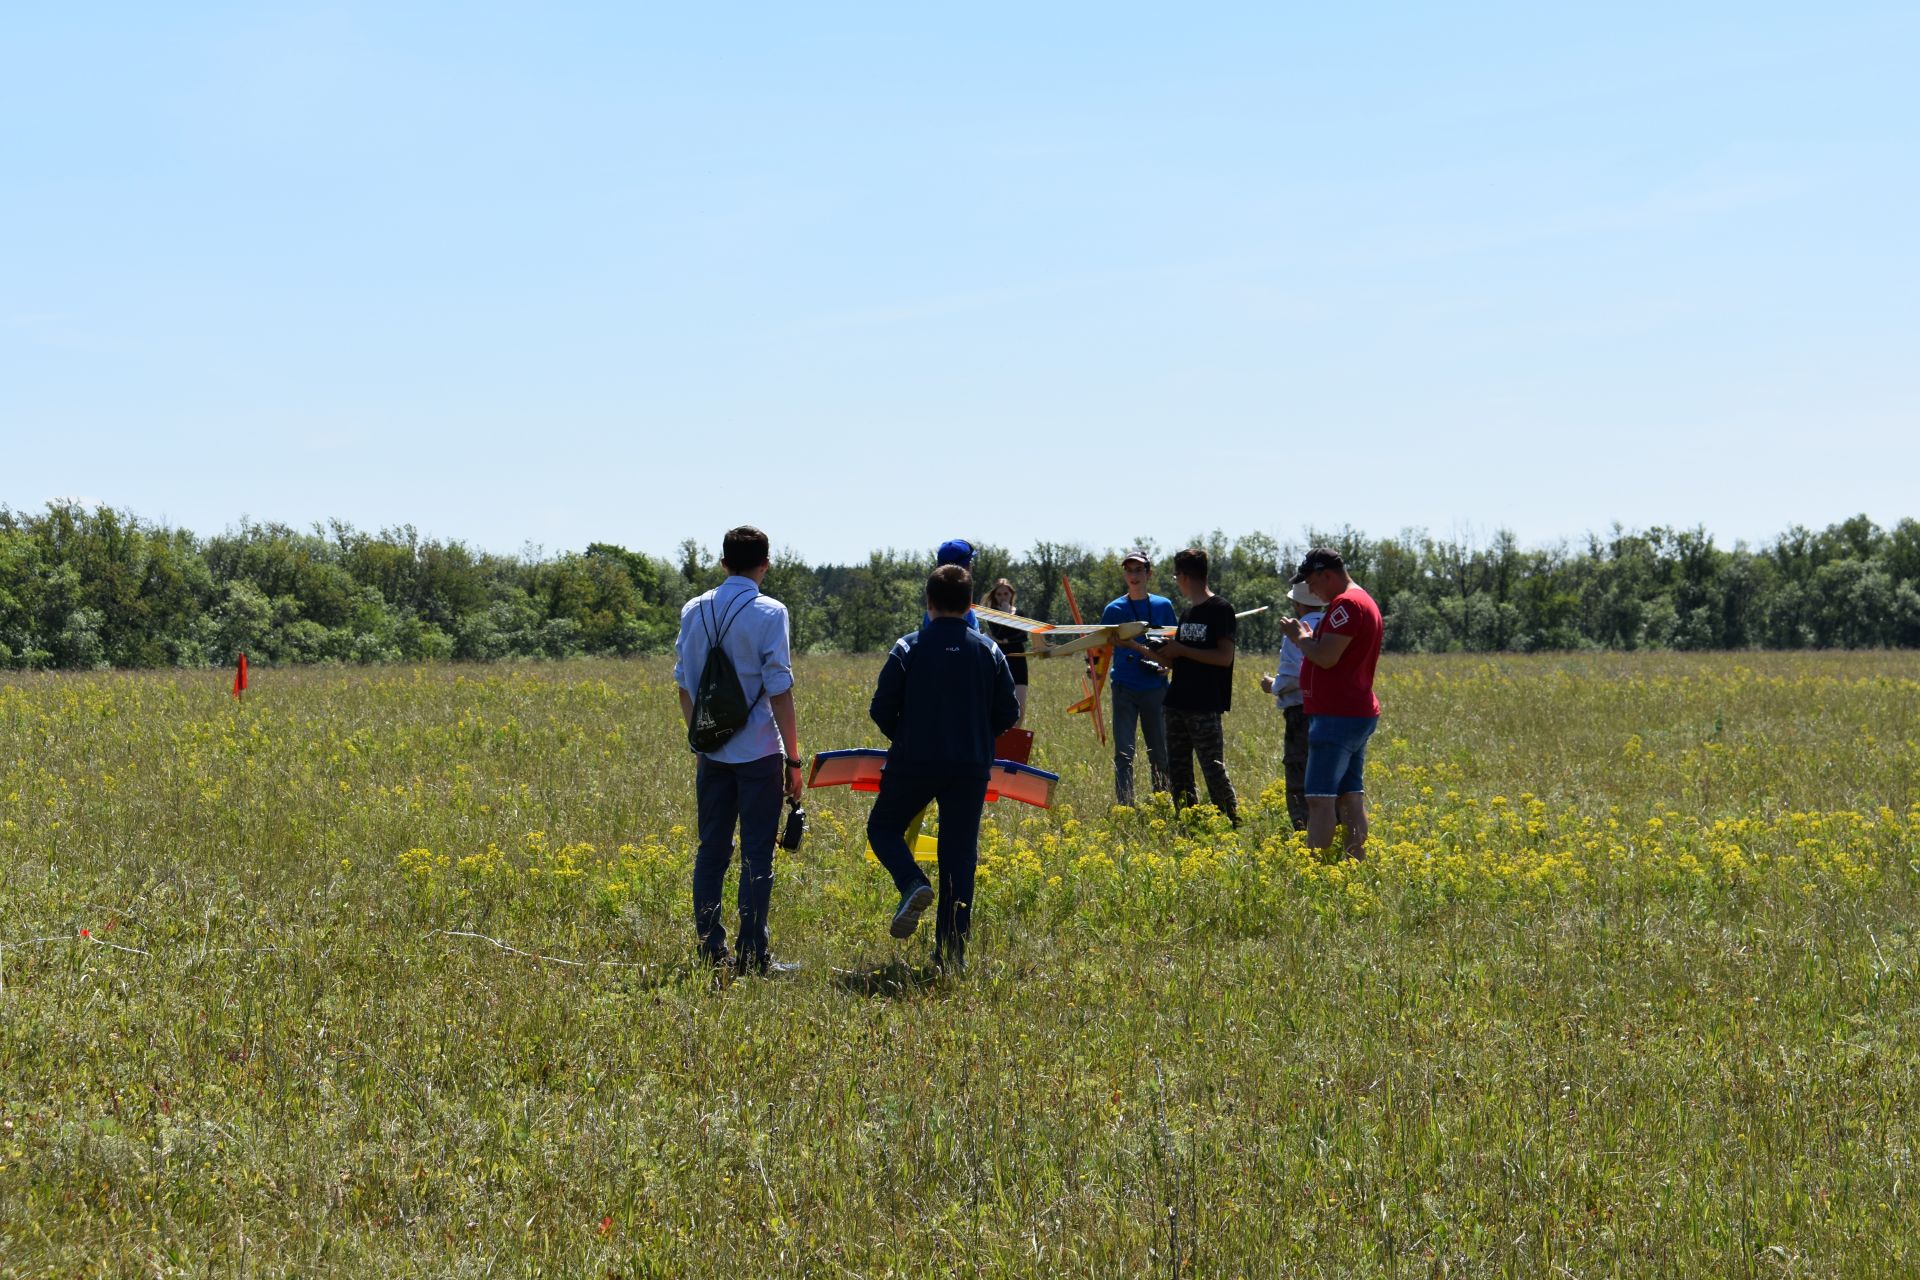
[4,2,1915,563]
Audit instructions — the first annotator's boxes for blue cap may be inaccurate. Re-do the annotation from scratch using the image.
[936,538,975,568]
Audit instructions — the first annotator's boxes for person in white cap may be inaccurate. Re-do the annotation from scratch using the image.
[1259,581,1326,831]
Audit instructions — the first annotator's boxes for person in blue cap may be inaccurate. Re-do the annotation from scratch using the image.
[925,538,988,633]
[868,564,1021,971]
[936,538,976,570]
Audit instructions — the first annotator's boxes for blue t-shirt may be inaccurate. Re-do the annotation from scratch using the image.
[1103,593,1178,690]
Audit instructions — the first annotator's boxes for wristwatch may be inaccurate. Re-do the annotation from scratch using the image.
[784,756,804,769]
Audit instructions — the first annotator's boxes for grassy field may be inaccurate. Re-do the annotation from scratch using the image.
[2,651,1918,1277]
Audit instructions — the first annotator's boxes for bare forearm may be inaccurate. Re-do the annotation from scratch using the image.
[770,690,799,759]
[678,688,694,728]
[1298,633,1350,669]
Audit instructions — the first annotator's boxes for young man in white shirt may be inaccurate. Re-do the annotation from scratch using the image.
[674,526,804,973]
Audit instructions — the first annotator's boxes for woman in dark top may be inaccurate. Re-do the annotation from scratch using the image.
[981,578,1029,724]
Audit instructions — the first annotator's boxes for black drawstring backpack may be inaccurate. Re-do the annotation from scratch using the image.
[687,590,764,753]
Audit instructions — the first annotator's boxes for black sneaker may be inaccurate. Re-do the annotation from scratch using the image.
[890,883,935,939]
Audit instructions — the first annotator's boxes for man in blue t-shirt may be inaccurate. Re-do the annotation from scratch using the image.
[1101,548,1179,805]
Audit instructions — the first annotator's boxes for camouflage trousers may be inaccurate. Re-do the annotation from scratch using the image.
[1165,707,1238,823]
[1282,704,1310,831]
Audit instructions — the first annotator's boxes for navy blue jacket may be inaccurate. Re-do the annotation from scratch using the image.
[870,617,1021,779]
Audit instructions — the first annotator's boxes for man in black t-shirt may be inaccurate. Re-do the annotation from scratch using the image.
[1155,547,1239,824]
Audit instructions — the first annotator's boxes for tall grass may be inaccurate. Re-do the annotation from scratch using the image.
[2,652,1916,1276]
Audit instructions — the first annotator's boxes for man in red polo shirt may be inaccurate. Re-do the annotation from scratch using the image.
[1277,547,1382,858]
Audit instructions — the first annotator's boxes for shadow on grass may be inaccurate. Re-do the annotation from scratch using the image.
[830,957,953,999]
[662,954,812,991]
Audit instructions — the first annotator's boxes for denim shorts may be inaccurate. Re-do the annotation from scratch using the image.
[1305,714,1378,797]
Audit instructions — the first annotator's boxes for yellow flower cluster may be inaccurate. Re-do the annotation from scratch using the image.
[385,788,1917,929]
[966,782,1917,927]
[395,829,621,906]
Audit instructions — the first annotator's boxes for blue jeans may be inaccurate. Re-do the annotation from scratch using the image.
[866,770,987,963]
[1305,715,1378,797]
[1111,682,1169,805]
[693,753,784,963]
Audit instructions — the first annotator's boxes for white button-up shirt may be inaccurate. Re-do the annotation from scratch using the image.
[1272,609,1324,711]
[673,576,794,763]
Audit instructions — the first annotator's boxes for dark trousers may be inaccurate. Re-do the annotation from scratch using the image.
[1110,682,1170,805]
[1165,706,1238,822]
[693,753,783,964]
[1282,704,1310,831]
[866,770,987,962]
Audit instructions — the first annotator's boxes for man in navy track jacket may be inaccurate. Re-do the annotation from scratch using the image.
[867,564,1021,969]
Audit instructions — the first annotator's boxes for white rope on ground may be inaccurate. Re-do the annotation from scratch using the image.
[430,928,656,970]
[0,927,651,997]
[0,934,151,955]
[0,935,76,953]
[431,928,589,966]
[0,932,151,997]
[82,935,151,956]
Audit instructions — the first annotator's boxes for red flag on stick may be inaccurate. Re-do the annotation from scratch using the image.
[232,652,249,699]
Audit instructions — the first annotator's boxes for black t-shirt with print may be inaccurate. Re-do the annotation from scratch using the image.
[1165,594,1237,713]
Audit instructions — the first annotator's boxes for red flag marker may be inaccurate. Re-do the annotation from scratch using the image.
[233,652,249,699]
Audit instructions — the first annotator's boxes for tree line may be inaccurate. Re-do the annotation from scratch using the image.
[3,503,1918,671]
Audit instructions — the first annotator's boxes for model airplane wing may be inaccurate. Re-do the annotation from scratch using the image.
[972,606,1123,637]
[809,749,1061,861]
[973,604,1147,657]
[972,604,1050,633]
[1024,621,1148,657]
[1137,605,1271,639]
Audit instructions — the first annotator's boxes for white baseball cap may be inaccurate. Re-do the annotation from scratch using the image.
[1287,581,1325,607]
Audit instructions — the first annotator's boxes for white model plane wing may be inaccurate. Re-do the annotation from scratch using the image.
[972,605,1100,635]
[974,605,1151,656]
[1024,622,1149,657]
[976,603,1268,657]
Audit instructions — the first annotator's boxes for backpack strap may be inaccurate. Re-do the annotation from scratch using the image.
[703,587,766,713]
[702,587,759,645]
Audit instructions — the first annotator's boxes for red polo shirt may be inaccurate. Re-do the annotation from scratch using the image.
[1302,584,1382,718]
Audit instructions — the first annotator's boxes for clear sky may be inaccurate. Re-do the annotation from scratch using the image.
[4,3,1915,564]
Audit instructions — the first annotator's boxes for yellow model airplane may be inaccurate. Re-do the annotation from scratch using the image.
[971,604,1150,657]
[976,598,1273,744]
[973,603,1271,657]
